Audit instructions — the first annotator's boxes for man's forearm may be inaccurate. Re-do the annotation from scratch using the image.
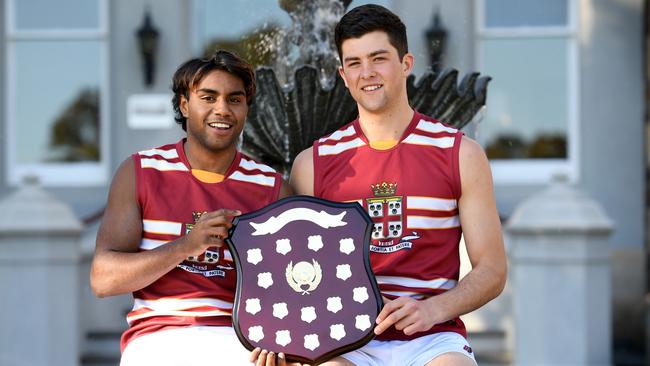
[90,237,191,297]
[425,261,506,325]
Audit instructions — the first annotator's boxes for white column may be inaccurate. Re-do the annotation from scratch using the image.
[506,176,613,366]
[0,179,83,366]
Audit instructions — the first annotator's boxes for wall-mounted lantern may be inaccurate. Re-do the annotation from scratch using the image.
[136,8,159,87]
[424,8,447,73]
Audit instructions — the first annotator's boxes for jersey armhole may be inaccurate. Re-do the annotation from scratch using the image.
[271,174,282,201]
[451,131,464,200]
[131,153,145,214]
[312,141,321,197]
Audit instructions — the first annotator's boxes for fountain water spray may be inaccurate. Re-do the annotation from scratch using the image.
[243,0,490,176]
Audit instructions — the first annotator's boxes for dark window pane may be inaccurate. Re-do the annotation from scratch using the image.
[479,38,568,159]
[485,0,568,28]
[14,40,101,163]
[15,0,100,30]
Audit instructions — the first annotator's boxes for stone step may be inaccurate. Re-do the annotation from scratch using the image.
[81,331,120,366]
[80,355,119,366]
[469,330,510,365]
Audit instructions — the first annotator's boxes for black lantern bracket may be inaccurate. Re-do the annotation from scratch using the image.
[136,7,160,88]
[424,7,447,73]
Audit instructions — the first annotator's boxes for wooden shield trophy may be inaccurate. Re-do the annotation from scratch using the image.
[227,195,382,365]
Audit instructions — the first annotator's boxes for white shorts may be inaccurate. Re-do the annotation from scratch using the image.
[340,332,477,366]
[120,326,251,366]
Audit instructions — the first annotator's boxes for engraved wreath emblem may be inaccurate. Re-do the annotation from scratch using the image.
[286,260,322,295]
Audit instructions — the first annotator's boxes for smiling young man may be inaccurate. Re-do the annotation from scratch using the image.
[90,50,291,366]
[285,4,507,366]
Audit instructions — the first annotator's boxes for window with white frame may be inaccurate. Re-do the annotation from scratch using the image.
[476,0,579,184]
[5,0,109,186]
[191,0,390,81]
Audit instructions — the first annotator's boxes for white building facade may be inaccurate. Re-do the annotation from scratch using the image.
[0,0,645,364]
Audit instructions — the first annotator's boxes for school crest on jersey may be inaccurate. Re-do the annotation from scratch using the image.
[185,211,206,234]
[227,196,382,365]
[179,210,233,277]
[367,182,420,253]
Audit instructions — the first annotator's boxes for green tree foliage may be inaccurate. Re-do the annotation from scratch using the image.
[49,88,100,162]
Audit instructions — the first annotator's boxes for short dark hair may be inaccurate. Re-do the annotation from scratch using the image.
[171,50,255,131]
[334,4,408,63]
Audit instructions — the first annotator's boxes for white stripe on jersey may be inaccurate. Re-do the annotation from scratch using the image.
[319,125,356,143]
[127,298,234,323]
[381,290,426,300]
[402,134,455,148]
[143,220,183,235]
[140,158,189,172]
[415,119,458,134]
[376,276,457,290]
[318,137,366,156]
[127,309,231,324]
[138,148,179,160]
[407,196,457,211]
[407,215,460,229]
[140,238,169,250]
[229,171,276,187]
[132,298,233,312]
[239,158,276,173]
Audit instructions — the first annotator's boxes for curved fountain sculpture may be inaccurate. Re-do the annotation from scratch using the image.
[242,0,491,176]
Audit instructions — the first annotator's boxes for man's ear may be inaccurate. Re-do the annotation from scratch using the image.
[338,66,349,88]
[402,53,414,75]
[179,94,189,117]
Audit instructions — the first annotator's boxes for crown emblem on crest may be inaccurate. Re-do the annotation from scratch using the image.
[370,182,397,197]
[192,211,207,223]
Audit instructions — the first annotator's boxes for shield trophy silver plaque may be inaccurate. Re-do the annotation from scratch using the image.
[226,195,382,365]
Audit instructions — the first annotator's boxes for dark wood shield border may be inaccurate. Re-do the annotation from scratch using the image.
[226,195,383,365]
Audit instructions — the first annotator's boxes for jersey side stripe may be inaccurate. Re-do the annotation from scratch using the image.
[407,196,457,211]
[138,148,179,160]
[318,138,366,156]
[402,134,455,148]
[127,309,231,324]
[229,171,276,187]
[239,158,276,173]
[132,297,233,312]
[140,238,169,250]
[407,215,460,229]
[140,158,189,172]
[127,298,233,323]
[319,125,356,143]
[381,290,426,300]
[415,119,458,134]
[375,276,458,290]
[143,220,183,235]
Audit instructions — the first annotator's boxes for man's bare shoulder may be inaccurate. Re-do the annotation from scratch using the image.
[290,147,314,195]
[459,135,487,163]
[458,135,492,175]
[294,147,313,167]
[110,156,136,190]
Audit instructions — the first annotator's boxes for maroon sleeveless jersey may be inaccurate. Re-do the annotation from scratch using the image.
[313,111,466,341]
[121,139,282,351]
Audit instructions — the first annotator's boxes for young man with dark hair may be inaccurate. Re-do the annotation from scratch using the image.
[91,50,292,366]
[286,4,507,366]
